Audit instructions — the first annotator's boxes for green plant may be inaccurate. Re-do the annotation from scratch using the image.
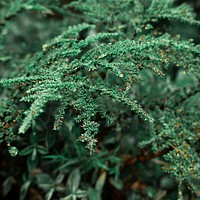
[0,0,200,199]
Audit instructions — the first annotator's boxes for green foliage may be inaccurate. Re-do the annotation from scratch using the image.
[0,0,200,199]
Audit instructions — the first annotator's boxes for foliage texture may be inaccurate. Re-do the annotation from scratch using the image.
[0,0,200,199]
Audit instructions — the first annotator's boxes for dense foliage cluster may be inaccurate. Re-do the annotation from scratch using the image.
[0,0,199,199]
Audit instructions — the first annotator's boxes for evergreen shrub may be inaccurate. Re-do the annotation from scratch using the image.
[0,0,199,199]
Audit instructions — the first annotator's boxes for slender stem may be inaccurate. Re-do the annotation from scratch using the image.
[178,179,183,200]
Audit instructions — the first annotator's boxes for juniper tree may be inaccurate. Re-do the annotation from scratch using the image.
[0,0,200,199]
